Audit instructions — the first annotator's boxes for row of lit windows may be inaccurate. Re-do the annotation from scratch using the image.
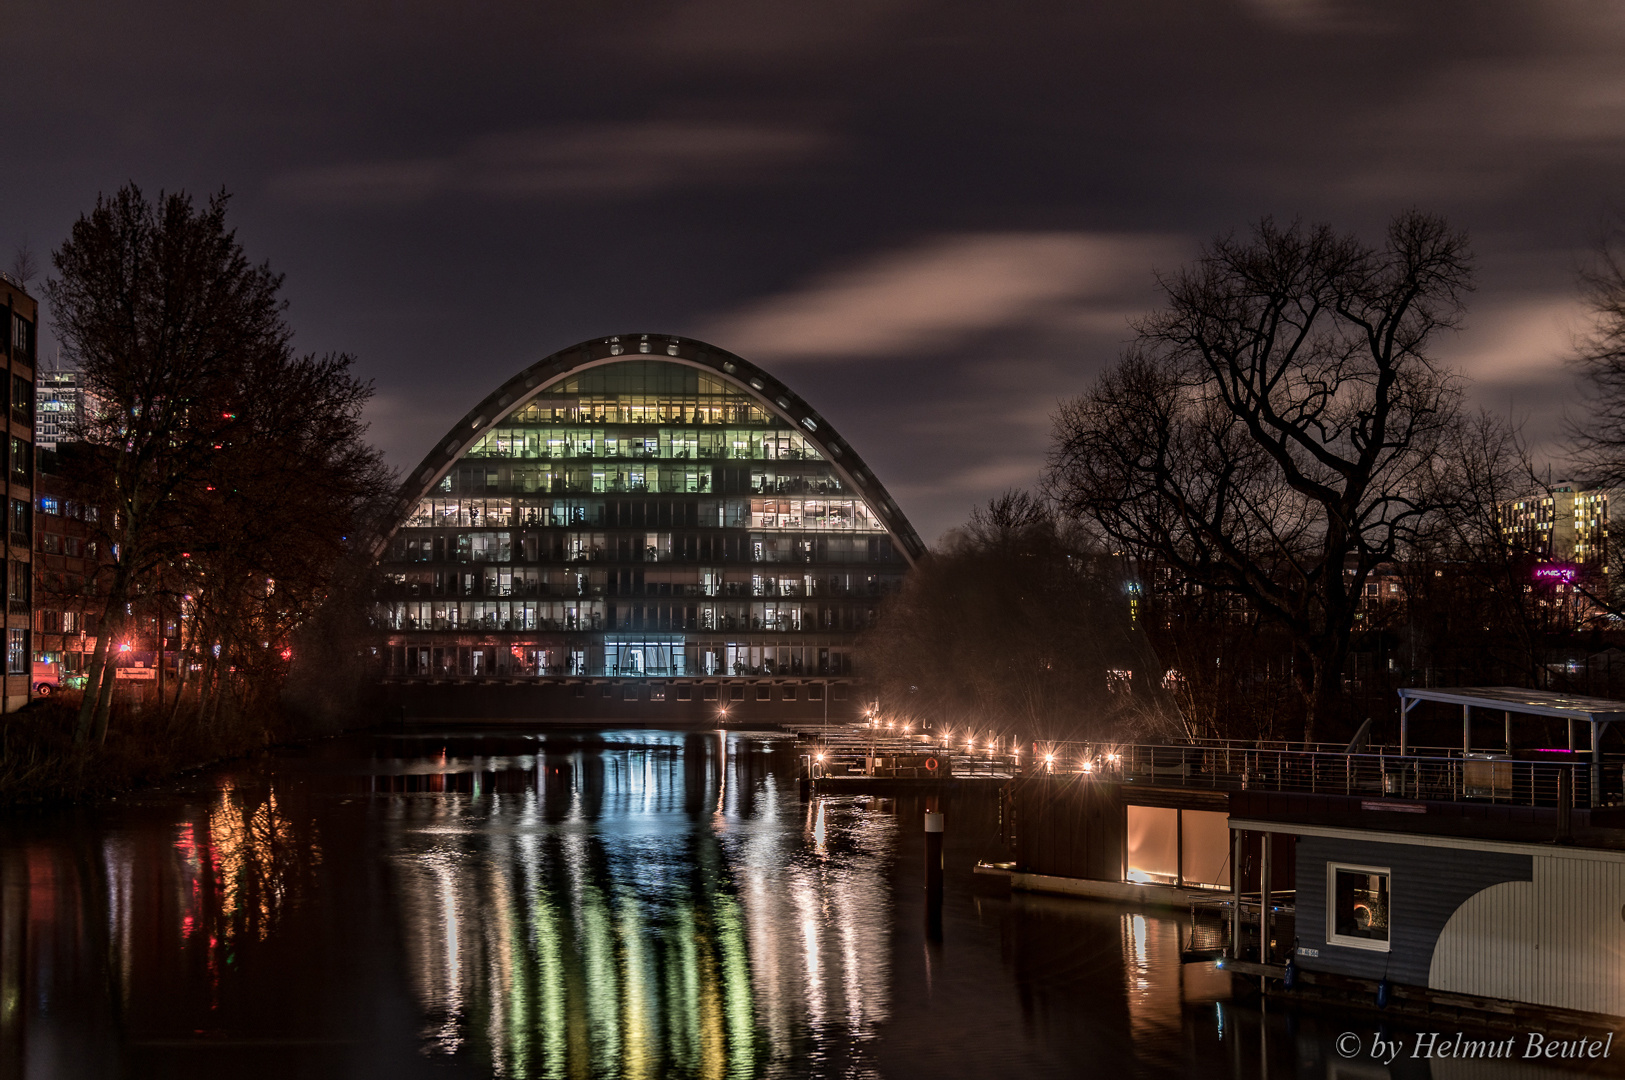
[387,530,898,566]
[386,639,856,679]
[467,426,819,462]
[408,493,866,530]
[384,566,889,599]
[382,598,878,634]
[407,496,880,533]
[438,464,845,497]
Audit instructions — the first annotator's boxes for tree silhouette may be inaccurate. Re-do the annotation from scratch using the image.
[1048,213,1474,741]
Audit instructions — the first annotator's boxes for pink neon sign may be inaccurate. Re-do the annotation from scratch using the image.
[1532,565,1577,583]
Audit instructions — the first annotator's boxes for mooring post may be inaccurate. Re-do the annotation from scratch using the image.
[1558,767,1574,843]
[924,807,944,894]
[1230,828,1243,963]
[1259,832,1271,986]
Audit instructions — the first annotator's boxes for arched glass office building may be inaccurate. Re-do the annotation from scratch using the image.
[375,334,924,718]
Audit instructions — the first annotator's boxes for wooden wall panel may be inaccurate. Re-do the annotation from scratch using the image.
[1294,836,1530,987]
[1430,852,1625,1016]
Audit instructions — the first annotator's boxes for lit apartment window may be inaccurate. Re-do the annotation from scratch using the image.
[6,628,26,675]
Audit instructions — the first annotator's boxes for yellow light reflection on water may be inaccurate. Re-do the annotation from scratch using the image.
[387,734,896,1077]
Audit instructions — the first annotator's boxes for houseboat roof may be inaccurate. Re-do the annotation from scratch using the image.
[1397,686,1625,723]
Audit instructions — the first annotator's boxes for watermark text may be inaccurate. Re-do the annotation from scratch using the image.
[1335,1031,1614,1063]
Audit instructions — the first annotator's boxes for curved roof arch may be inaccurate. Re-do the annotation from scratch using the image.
[373,333,926,565]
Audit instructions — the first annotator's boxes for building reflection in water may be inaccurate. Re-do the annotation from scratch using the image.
[2,730,1510,1080]
[384,731,894,1078]
[0,779,324,1078]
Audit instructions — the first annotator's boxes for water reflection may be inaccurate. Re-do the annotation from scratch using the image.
[0,779,326,1078]
[383,732,892,1078]
[0,730,1616,1079]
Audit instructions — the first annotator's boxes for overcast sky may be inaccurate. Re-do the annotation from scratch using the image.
[9,1,1625,543]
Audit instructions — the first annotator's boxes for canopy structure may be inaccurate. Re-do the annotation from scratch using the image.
[1397,686,1625,806]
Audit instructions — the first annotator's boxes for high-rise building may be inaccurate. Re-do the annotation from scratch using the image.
[0,273,37,710]
[35,369,83,451]
[1501,481,1610,572]
[374,334,924,720]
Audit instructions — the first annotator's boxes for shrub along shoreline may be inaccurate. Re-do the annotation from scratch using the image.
[0,690,386,808]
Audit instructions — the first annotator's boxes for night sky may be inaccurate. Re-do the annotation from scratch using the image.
[9,1,1625,544]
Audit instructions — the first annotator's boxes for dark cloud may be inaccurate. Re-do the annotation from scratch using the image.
[8,0,1625,543]
[268,121,834,205]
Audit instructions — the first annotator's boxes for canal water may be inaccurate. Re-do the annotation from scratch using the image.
[0,729,1611,1079]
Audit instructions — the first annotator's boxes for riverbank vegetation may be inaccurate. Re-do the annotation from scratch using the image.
[863,491,1185,745]
[2,184,393,805]
[871,212,1625,746]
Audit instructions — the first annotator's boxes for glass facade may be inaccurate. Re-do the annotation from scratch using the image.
[378,353,916,690]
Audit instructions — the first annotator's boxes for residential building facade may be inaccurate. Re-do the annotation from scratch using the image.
[1501,481,1610,571]
[1,274,37,711]
[33,446,102,691]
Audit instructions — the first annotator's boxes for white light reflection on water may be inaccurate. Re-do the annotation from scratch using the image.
[387,732,894,1079]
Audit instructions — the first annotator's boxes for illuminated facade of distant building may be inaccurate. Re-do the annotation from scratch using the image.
[34,369,83,451]
[1501,481,1610,573]
[374,335,924,718]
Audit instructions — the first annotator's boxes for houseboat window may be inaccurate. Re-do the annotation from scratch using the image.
[1328,864,1390,951]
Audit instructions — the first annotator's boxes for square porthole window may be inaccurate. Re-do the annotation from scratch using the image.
[807,684,824,701]
[782,686,797,701]
[650,684,667,702]
[624,685,640,701]
[1327,864,1390,951]
[574,685,586,698]
[729,686,745,701]
[833,684,849,701]
[602,685,614,698]
[756,685,771,701]
[703,684,719,701]
[677,686,693,701]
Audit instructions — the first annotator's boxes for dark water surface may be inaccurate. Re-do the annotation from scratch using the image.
[0,730,1607,1079]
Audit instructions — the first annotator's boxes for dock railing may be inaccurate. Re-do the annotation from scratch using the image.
[1027,741,1624,810]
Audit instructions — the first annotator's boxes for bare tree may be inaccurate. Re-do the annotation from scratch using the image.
[8,241,39,290]
[1048,213,1474,741]
[1569,225,1625,487]
[47,185,390,743]
[862,491,1178,745]
[1401,412,1561,686]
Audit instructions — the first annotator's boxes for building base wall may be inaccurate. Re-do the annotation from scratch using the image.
[381,678,868,723]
